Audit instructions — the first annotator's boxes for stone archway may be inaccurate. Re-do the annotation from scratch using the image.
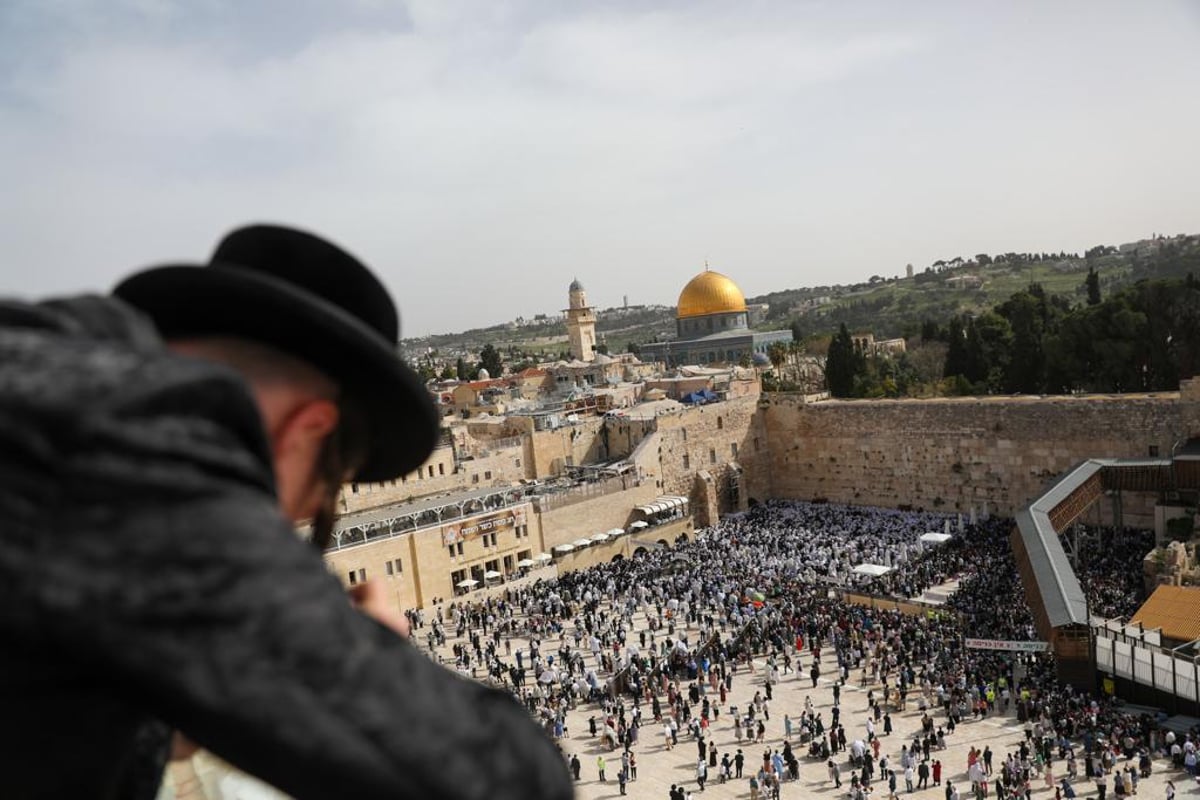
[633,547,649,558]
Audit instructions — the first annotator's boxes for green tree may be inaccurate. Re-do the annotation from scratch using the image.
[825,323,857,397]
[943,316,970,380]
[1086,267,1101,306]
[478,343,503,377]
[439,364,457,381]
[972,311,1013,390]
[768,342,788,370]
[920,319,942,343]
[456,357,478,382]
[997,284,1062,393]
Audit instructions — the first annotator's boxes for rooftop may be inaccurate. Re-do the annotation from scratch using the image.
[1131,585,1200,643]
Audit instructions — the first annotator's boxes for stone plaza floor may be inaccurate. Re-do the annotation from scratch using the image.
[482,594,1196,800]
[552,639,1194,800]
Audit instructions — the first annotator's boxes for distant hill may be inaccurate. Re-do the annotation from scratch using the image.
[403,234,1200,359]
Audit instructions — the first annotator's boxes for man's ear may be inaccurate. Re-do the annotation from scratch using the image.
[275,398,340,457]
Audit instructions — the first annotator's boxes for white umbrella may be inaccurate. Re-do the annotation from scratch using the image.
[516,558,536,568]
[572,538,593,548]
[629,520,649,529]
[456,578,479,588]
[590,532,610,543]
[553,544,575,553]
[534,553,553,562]
[484,570,502,580]
[607,528,626,537]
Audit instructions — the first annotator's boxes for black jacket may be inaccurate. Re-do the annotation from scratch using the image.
[0,296,573,800]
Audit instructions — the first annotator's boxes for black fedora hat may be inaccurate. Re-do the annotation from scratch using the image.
[113,223,438,482]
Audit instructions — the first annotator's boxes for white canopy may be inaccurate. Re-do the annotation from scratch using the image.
[516,558,536,568]
[484,570,502,579]
[456,578,480,588]
[635,495,688,515]
[572,538,593,548]
[590,532,610,543]
[852,564,893,577]
[606,528,626,537]
[553,544,575,554]
[629,520,649,529]
[534,552,553,562]
[920,532,953,545]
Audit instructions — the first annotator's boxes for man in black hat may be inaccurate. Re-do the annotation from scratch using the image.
[0,224,573,800]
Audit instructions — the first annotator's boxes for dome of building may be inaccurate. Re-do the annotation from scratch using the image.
[676,269,747,319]
[569,278,584,292]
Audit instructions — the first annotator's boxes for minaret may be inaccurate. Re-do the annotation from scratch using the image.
[564,278,597,362]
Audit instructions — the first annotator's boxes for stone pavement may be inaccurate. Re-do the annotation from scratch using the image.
[552,636,1194,800]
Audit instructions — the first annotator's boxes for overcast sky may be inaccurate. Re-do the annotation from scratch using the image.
[3,1,1199,338]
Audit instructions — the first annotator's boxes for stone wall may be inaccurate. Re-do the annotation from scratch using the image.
[536,480,661,550]
[527,417,607,477]
[653,396,772,514]
[324,533,422,611]
[761,393,1186,517]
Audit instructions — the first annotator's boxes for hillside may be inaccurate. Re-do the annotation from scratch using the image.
[403,234,1200,360]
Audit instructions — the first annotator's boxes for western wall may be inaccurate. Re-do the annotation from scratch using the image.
[746,387,1200,525]
[609,385,1200,528]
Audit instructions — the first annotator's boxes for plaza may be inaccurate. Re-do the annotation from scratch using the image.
[162,502,1198,799]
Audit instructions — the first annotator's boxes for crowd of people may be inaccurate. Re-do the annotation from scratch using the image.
[1069,526,1156,620]
[409,499,1191,799]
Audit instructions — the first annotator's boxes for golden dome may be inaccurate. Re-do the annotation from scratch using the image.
[676,269,747,319]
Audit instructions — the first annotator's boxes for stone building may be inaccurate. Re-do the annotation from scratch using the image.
[640,268,792,367]
[563,278,597,362]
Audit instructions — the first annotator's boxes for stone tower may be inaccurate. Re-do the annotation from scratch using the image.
[564,278,597,362]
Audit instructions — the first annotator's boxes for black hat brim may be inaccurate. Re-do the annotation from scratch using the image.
[113,263,438,483]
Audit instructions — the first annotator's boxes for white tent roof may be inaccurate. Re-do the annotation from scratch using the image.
[920,532,953,544]
[606,528,626,537]
[516,558,536,567]
[636,495,688,515]
[590,532,610,542]
[484,570,502,579]
[629,521,649,529]
[553,544,575,553]
[852,564,893,577]
[572,538,593,548]
[534,552,553,561]
[456,578,480,587]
